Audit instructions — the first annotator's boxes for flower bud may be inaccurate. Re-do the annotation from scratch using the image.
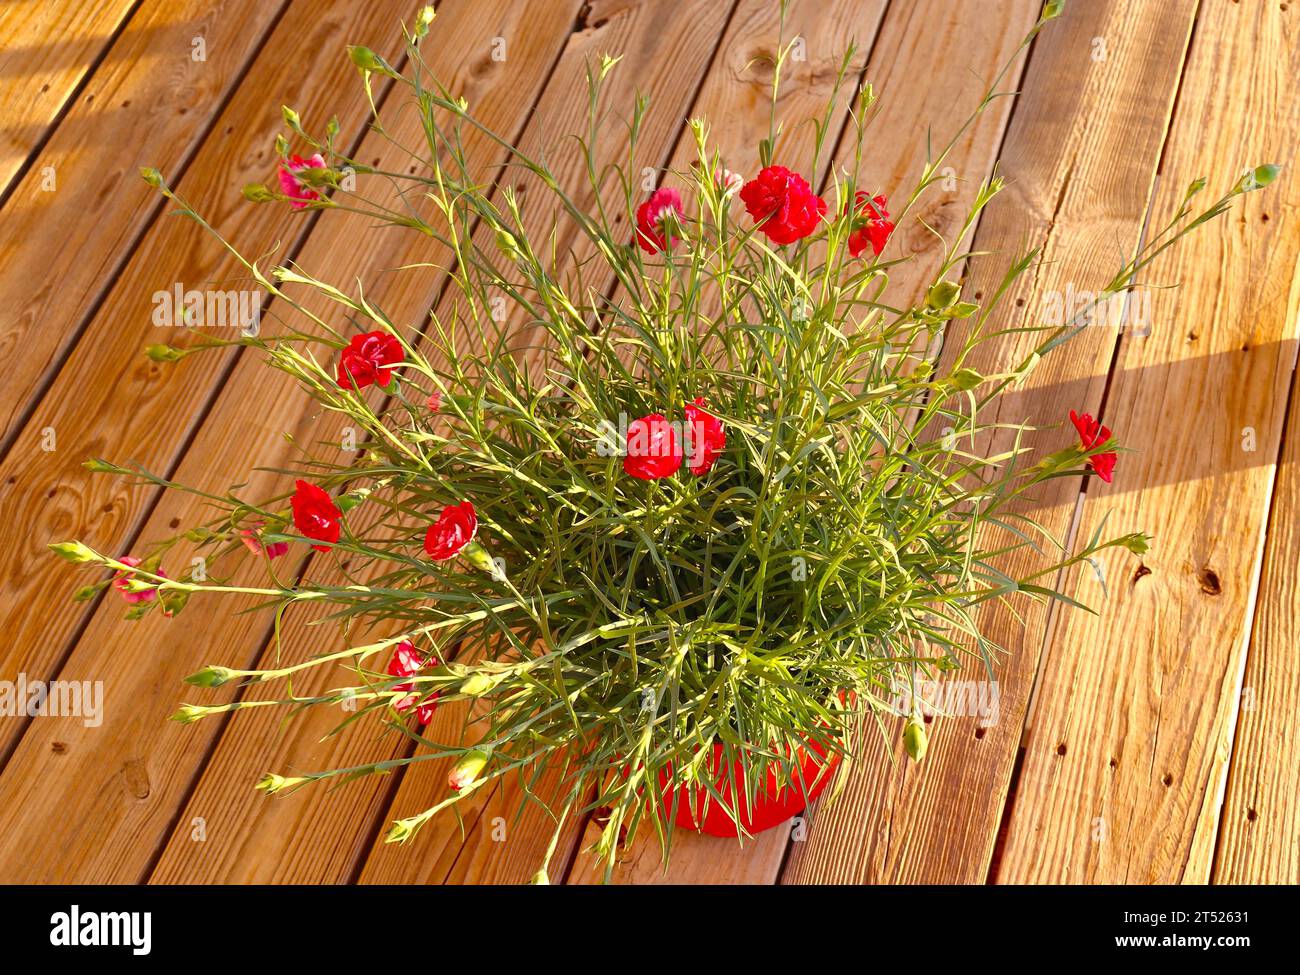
[139,167,163,187]
[169,703,210,724]
[947,367,984,391]
[903,718,928,762]
[336,491,367,514]
[184,665,238,688]
[48,540,98,564]
[495,229,524,262]
[255,773,305,794]
[1237,163,1281,193]
[415,5,435,38]
[529,869,550,885]
[242,182,275,203]
[386,816,420,843]
[348,46,399,77]
[144,343,187,362]
[448,748,490,792]
[926,280,961,310]
[1118,532,1152,556]
[460,670,507,696]
[462,540,506,581]
[158,587,189,619]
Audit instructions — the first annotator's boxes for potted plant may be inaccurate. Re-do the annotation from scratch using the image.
[52,1,1276,881]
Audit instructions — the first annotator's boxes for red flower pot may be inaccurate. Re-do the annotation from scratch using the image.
[659,738,839,837]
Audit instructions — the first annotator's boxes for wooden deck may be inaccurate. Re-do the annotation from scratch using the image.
[0,0,1296,885]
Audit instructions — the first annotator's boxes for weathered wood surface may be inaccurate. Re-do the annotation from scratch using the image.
[359,0,741,886]
[147,0,603,885]
[0,0,289,449]
[569,0,1038,884]
[0,0,1296,885]
[995,0,1300,884]
[786,0,1202,886]
[1215,353,1300,884]
[0,0,138,198]
[0,0,421,882]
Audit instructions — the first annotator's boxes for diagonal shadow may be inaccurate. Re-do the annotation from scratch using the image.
[951,335,1299,501]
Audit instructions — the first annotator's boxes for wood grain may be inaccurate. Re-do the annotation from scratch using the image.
[567,0,1041,884]
[783,0,1202,885]
[560,0,883,884]
[0,0,423,768]
[1215,365,1300,883]
[365,0,888,886]
[0,0,1294,887]
[0,0,288,449]
[0,0,426,883]
[358,0,741,885]
[149,0,734,885]
[145,0,589,885]
[0,0,138,197]
[997,0,1300,884]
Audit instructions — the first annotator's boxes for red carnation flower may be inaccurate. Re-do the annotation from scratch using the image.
[684,398,726,476]
[240,525,287,560]
[624,413,682,480]
[277,153,325,209]
[290,479,342,552]
[336,330,403,390]
[635,187,685,254]
[716,168,744,198]
[739,165,827,245]
[424,501,478,561]
[387,639,440,725]
[848,191,894,258]
[1069,410,1117,483]
[114,555,165,605]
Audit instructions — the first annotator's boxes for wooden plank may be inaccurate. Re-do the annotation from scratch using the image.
[1215,367,1300,883]
[0,0,289,449]
[0,0,139,198]
[564,0,1041,885]
[145,0,590,885]
[150,0,738,885]
[559,0,880,885]
[782,0,1201,884]
[996,0,1300,884]
[356,0,742,886]
[0,0,427,883]
[0,0,419,766]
